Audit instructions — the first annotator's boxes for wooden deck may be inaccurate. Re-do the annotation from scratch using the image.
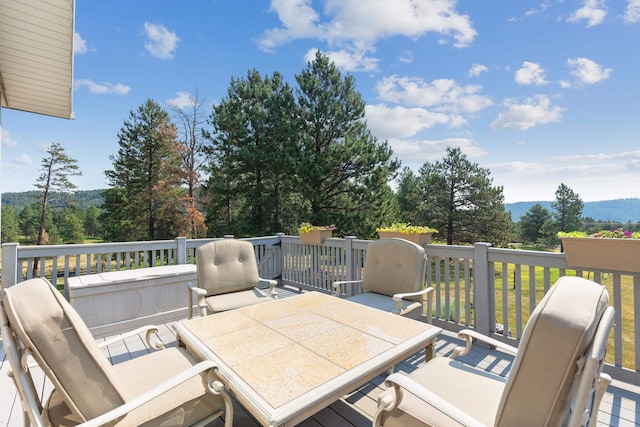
[1,293,639,426]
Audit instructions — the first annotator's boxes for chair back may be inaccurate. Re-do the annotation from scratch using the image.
[362,238,426,297]
[1,278,127,422]
[495,276,610,426]
[196,239,260,296]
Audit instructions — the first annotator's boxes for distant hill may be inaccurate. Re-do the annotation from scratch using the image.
[2,189,104,211]
[505,198,640,223]
[3,191,640,223]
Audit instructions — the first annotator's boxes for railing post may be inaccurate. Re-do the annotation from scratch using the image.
[176,237,187,265]
[473,242,493,337]
[1,242,20,288]
[276,233,284,283]
[344,236,356,294]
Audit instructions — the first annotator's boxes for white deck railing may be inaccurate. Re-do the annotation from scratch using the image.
[1,234,638,383]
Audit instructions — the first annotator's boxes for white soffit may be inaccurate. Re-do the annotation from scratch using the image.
[0,0,74,119]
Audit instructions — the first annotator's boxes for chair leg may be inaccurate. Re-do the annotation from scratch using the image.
[592,373,612,424]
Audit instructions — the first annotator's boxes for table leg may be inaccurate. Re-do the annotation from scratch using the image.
[425,337,436,362]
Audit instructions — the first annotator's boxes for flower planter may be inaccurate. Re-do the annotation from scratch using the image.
[560,237,640,273]
[299,229,333,245]
[378,231,433,246]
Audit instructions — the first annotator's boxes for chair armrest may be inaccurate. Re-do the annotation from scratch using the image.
[98,326,165,350]
[188,282,208,319]
[333,280,363,296]
[392,287,434,317]
[451,329,519,359]
[374,372,485,427]
[258,278,278,298]
[392,286,434,301]
[77,360,232,427]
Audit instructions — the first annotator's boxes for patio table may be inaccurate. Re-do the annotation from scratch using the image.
[173,291,441,427]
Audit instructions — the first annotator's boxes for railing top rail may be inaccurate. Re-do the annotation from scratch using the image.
[487,246,569,267]
[184,236,282,250]
[424,243,474,258]
[280,235,372,250]
[13,240,181,258]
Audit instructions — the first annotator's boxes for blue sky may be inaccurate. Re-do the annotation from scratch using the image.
[2,0,640,203]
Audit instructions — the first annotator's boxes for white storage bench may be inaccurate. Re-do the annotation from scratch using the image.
[67,264,196,338]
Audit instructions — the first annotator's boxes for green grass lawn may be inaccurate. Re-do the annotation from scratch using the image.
[433,263,635,369]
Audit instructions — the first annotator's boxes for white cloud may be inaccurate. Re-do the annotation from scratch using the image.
[365,104,452,139]
[514,61,548,85]
[492,160,547,175]
[525,2,550,17]
[553,150,640,162]
[567,0,607,27]
[567,57,612,84]
[143,22,180,60]
[74,32,88,54]
[74,79,131,95]
[468,63,488,77]
[166,91,193,110]
[398,50,414,64]
[12,154,33,166]
[304,47,378,72]
[559,80,572,88]
[1,129,17,147]
[259,0,477,70]
[492,151,640,202]
[491,95,564,130]
[625,0,640,22]
[388,137,487,165]
[375,75,493,114]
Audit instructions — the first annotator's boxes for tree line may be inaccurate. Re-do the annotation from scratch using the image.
[1,53,616,249]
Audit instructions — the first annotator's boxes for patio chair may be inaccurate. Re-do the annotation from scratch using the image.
[1,277,233,427]
[373,276,614,427]
[188,239,278,318]
[333,238,434,320]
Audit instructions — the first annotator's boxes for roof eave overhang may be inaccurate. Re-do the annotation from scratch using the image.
[0,0,75,120]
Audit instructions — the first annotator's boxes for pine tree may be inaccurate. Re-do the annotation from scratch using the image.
[34,142,81,247]
[295,52,399,236]
[203,70,301,236]
[519,203,552,244]
[104,99,185,241]
[418,147,510,245]
[552,183,584,232]
[1,206,20,243]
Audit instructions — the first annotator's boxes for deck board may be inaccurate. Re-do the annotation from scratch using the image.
[1,291,639,426]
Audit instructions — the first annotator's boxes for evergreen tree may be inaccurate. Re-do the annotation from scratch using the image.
[84,206,101,238]
[551,183,583,232]
[519,203,552,244]
[34,142,81,247]
[1,206,20,243]
[203,70,301,236]
[539,217,560,249]
[361,184,402,238]
[57,207,85,243]
[417,147,510,245]
[100,187,134,242]
[103,99,186,241]
[18,203,39,241]
[396,167,422,225]
[295,52,399,235]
